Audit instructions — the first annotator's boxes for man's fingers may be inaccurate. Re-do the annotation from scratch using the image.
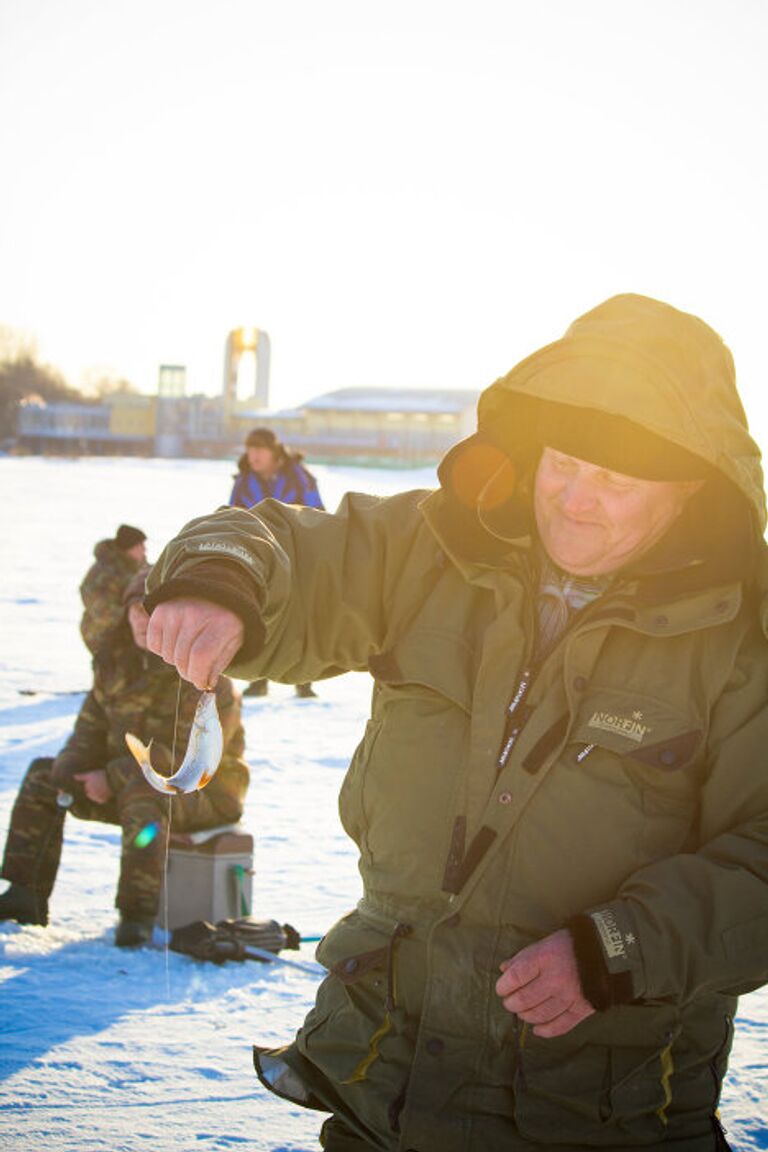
[146,604,182,663]
[183,621,244,691]
[531,1001,595,1039]
[184,634,244,693]
[511,995,565,1025]
[499,983,550,1016]
[500,992,595,1036]
[499,970,597,1035]
[145,599,245,688]
[495,954,540,998]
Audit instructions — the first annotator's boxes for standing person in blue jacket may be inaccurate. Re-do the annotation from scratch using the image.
[230,426,325,512]
[230,426,324,698]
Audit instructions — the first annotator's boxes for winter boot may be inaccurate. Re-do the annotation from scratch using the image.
[243,679,268,697]
[0,882,49,926]
[295,683,317,699]
[115,916,154,948]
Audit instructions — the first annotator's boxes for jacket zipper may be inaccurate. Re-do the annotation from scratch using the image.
[493,589,639,777]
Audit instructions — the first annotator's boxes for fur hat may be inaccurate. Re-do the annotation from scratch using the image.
[245,427,279,451]
[115,524,147,550]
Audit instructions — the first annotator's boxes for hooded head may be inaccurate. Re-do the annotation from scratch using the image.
[438,294,765,586]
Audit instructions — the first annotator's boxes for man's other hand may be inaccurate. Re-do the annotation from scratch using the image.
[74,769,113,805]
[495,928,596,1038]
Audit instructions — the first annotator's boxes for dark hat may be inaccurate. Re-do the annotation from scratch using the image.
[245,427,278,450]
[537,401,711,482]
[483,394,711,483]
[115,524,147,550]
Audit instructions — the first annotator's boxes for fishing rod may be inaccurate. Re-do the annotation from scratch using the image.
[17,688,87,697]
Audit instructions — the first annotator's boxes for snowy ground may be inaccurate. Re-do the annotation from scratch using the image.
[0,456,766,1152]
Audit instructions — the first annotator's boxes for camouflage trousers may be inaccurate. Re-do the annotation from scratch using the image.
[1,757,247,920]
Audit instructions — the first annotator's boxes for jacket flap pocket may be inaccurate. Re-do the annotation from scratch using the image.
[331,946,389,985]
[627,728,702,770]
[571,690,702,769]
[316,909,396,978]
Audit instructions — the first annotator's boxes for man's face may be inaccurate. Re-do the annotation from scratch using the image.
[125,541,147,565]
[533,447,702,576]
[246,445,277,477]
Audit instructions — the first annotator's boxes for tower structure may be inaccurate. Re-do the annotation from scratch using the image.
[155,363,187,457]
[223,328,270,410]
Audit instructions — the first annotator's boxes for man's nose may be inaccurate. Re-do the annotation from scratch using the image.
[559,475,597,513]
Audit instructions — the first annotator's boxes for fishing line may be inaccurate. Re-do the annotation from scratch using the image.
[162,677,183,996]
[162,795,172,997]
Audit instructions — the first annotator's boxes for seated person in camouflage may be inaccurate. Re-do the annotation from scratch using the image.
[80,523,148,657]
[0,575,250,948]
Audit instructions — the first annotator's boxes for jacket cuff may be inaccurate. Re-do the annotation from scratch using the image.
[567,910,639,1010]
[50,754,93,792]
[143,561,265,661]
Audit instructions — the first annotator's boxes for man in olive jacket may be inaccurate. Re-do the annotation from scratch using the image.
[141,295,767,1152]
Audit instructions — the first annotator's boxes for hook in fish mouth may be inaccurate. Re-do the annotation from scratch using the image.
[124,690,224,795]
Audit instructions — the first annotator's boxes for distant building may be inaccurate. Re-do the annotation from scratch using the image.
[14,321,480,462]
[231,387,480,464]
[16,397,154,456]
[16,386,480,465]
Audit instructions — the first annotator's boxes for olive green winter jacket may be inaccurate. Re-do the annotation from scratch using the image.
[146,296,768,1152]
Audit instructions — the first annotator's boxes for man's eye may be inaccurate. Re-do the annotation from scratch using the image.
[600,473,633,491]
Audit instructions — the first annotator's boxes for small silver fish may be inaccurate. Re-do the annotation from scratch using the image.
[125,690,223,795]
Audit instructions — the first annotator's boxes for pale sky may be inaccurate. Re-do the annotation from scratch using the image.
[1,0,767,447]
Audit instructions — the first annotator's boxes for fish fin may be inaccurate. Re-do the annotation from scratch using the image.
[125,732,152,764]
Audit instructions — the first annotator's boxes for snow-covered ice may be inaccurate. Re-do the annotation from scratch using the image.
[0,456,765,1151]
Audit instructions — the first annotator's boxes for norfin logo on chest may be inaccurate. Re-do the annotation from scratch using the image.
[587,710,652,744]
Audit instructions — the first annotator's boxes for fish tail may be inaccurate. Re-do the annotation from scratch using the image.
[125,732,152,765]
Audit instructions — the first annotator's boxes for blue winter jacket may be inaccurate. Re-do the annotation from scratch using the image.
[229,454,324,511]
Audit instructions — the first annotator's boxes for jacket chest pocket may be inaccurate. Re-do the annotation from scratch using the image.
[568,690,706,857]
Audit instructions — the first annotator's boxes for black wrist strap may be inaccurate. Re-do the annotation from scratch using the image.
[567,914,635,1010]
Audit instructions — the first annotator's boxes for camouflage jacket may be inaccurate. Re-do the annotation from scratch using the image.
[80,540,145,656]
